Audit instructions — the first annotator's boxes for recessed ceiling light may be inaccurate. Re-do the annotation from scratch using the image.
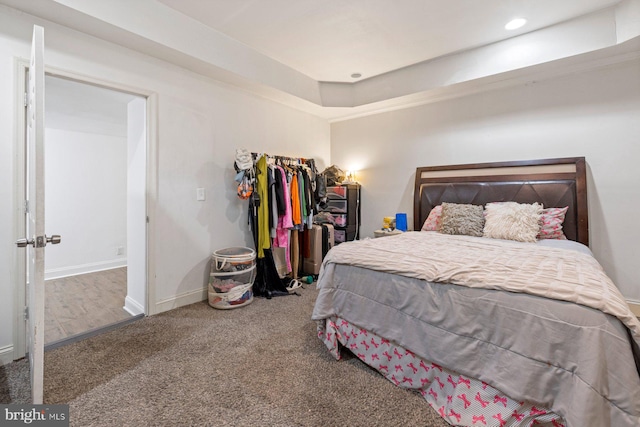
[505,18,527,30]
[351,73,362,79]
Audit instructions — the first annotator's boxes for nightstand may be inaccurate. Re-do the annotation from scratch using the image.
[373,229,403,238]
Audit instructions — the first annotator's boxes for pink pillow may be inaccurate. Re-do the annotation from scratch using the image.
[421,205,443,231]
[538,207,568,240]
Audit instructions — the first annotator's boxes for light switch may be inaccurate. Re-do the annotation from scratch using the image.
[196,188,205,201]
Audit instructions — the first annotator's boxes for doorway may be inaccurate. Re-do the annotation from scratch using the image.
[13,65,153,359]
[42,75,147,345]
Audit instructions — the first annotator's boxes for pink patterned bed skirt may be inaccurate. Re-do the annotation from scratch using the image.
[318,317,566,427]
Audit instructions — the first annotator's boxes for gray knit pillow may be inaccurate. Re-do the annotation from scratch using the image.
[440,202,485,237]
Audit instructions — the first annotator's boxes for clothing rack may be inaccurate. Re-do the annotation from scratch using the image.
[245,151,322,299]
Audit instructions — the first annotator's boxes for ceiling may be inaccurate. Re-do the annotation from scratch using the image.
[157,0,621,82]
[2,0,637,121]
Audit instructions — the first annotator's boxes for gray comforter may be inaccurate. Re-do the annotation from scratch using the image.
[312,233,640,427]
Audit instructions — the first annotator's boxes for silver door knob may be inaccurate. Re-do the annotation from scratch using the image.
[47,235,61,244]
[15,234,61,247]
[16,238,34,247]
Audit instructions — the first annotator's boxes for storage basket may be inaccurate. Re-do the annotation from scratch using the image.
[209,247,256,309]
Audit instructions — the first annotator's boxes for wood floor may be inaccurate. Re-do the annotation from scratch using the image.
[44,267,132,345]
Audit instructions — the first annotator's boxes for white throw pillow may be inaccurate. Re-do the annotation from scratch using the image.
[483,202,543,243]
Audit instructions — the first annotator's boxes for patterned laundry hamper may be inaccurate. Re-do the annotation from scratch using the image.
[208,247,256,309]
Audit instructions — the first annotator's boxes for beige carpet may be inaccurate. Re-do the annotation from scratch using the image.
[2,285,449,427]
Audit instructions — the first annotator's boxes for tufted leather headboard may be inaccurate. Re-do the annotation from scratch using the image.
[414,157,589,246]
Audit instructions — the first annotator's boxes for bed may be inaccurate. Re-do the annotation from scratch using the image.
[312,157,640,427]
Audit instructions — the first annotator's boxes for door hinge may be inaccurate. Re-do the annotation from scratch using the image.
[24,306,29,320]
[146,216,149,224]
[24,200,29,214]
[24,92,28,108]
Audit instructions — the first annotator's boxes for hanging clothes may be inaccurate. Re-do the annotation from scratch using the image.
[240,151,319,294]
[269,166,278,239]
[302,168,314,229]
[291,230,299,279]
[273,165,293,273]
[255,155,271,258]
[298,170,307,227]
[291,172,302,226]
[241,150,322,298]
[274,165,286,215]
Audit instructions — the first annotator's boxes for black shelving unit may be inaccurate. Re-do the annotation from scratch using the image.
[322,183,360,243]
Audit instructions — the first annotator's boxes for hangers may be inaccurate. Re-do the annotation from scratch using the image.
[249,152,314,170]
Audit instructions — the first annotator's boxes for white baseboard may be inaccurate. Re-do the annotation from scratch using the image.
[627,299,640,317]
[123,295,145,316]
[1,345,15,366]
[155,287,207,314]
[45,259,127,280]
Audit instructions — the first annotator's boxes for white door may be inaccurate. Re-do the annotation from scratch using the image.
[16,25,60,404]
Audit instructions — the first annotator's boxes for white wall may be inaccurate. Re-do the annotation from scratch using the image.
[0,7,330,357]
[125,97,146,315]
[331,59,640,301]
[44,128,127,278]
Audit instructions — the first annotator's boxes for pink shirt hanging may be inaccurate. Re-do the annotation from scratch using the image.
[273,165,293,271]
